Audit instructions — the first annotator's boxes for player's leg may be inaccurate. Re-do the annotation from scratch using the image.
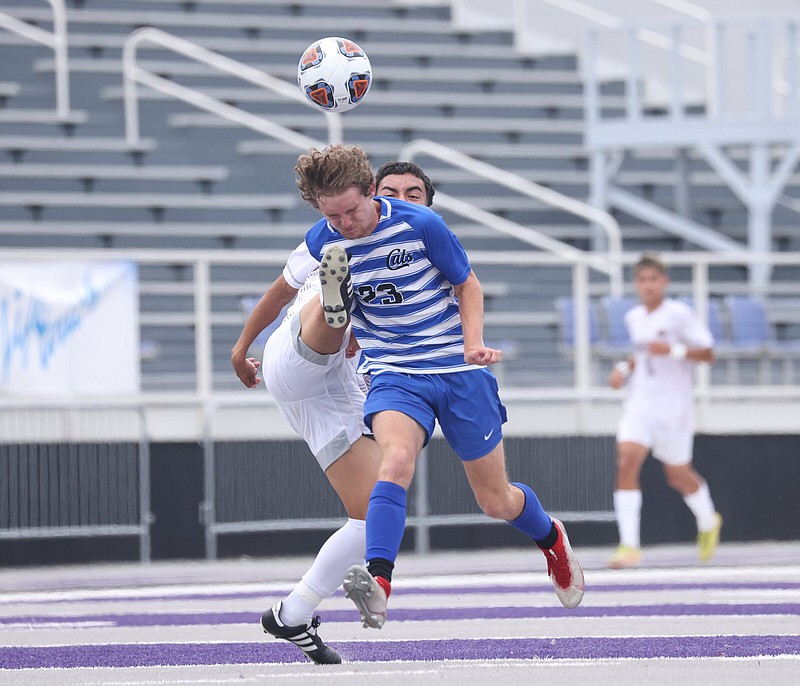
[260,318,375,660]
[609,440,649,568]
[461,442,523,519]
[438,368,584,608]
[262,439,377,665]
[298,296,351,354]
[343,409,426,629]
[615,440,650,490]
[343,373,433,629]
[273,434,380,627]
[277,436,379,619]
[662,462,704,494]
[326,434,381,520]
[460,440,584,608]
[654,423,722,561]
[609,409,651,569]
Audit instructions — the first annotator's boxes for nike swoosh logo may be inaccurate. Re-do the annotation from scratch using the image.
[483,429,494,441]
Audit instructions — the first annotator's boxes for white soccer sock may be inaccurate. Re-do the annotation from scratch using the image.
[683,481,717,532]
[613,489,642,548]
[278,517,366,627]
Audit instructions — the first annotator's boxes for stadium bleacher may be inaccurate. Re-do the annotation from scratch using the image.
[1,0,799,390]
[3,0,800,583]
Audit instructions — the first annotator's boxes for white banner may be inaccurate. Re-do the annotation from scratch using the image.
[0,261,140,396]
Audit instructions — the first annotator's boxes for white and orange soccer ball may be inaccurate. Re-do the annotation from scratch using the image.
[297,36,372,113]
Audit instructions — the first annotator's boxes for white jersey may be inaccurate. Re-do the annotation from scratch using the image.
[624,298,713,419]
[282,241,317,290]
[280,240,324,324]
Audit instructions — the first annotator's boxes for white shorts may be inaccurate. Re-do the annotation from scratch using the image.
[263,315,368,471]
[616,410,694,466]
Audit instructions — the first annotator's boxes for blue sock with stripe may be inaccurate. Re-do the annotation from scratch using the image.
[507,482,554,542]
[365,480,407,565]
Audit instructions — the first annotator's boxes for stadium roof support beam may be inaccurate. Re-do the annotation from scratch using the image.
[583,14,800,293]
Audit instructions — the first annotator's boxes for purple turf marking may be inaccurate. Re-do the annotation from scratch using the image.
[1,635,798,669]
[6,581,800,606]
[4,603,799,629]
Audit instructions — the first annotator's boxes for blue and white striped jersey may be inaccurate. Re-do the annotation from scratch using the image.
[305,197,482,375]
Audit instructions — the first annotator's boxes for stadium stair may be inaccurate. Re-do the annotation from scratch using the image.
[1,0,798,389]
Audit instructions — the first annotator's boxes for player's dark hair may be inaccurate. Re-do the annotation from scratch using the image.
[295,144,374,210]
[375,161,435,206]
[634,251,668,275]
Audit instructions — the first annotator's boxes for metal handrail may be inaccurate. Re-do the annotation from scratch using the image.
[122,27,341,149]
[0,0,71,118]
[400,138,624,296]
[9,247,798,404]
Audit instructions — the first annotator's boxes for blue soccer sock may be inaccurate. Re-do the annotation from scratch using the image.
[365,480,407,567]
[507,482,554,543]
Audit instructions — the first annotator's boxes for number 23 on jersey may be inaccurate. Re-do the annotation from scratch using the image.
[357,282,404,305]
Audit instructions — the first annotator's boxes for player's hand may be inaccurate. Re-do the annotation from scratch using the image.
[648,341,671,356]
[345,331,360,358]
[609,368,625,389]
[232,355,262,388]
[464,346,504,366]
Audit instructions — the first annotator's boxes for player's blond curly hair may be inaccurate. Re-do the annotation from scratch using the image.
[295,144,374,210]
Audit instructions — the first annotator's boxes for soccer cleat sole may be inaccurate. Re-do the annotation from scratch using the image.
[343,565,386,629]
[320,244,352,329]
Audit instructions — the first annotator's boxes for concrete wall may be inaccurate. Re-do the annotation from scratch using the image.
[1,433,797,566]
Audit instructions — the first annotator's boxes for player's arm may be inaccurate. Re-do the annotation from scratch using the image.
[647,341,714,362]
[453,270,503,366]
[231,275,298,388]
[646,343,714,364]
[345,329,360,359]
[647,308,716,364]
[610,312,635,389]
[417,215,502,365]
[690,346,715,363]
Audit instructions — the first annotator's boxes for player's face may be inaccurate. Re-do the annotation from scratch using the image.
[635,267,669,310]
[376,173,429,205]
[317,185,380,239]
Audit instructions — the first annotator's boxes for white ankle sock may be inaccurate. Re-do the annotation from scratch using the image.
[279,518,366,627]
[613,489,642,548]
[277,580,321,628]
[683,481,717,532]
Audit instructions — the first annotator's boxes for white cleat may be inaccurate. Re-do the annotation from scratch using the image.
[540,518,585,609]
[343,564,388,629]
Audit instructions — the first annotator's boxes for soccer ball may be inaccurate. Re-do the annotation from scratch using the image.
[297,36,372,113]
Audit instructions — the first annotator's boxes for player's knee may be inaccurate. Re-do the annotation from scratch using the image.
[475,492,515,520]
[377,450,416,487]
[664,467,690,490]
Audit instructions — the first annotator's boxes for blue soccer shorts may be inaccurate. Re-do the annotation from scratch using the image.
[363,368,507,460]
